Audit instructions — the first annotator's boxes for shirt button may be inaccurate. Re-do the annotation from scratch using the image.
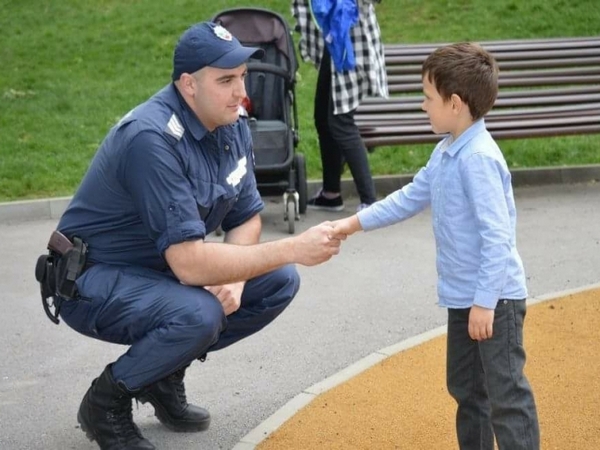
[224,145,230,151]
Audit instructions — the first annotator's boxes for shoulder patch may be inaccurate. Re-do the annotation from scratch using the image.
[165,114,185,140]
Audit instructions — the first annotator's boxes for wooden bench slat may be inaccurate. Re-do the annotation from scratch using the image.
[357,104,600,125]
[362,124,600,147]
[360,92,600,108]
[387,76,600,94]
[388,57,600,74]
[385,38,600,55]
[385,47,600,65]
[362,86,600,105]
[385,36,600,50]
[361,114,600,136]
[388,65,600,80]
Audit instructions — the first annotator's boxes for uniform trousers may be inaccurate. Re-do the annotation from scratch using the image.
[60,263,300,391]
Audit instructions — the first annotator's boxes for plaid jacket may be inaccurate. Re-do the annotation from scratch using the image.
[292,0,388,115]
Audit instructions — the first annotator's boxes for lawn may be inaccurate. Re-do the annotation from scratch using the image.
[1,0,599,201]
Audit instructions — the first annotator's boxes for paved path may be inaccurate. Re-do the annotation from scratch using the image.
[1,181,599,450]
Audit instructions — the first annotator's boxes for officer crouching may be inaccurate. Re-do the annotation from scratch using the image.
[35,20,343,450]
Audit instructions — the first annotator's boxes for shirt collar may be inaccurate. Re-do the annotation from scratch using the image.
[444,118,487,157]
[161,83,209,141]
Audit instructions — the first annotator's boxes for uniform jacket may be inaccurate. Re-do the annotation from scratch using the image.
[58,84,263,272]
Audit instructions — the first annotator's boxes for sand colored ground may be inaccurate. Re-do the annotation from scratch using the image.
[258,288,600,449]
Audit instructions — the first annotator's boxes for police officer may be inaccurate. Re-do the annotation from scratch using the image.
[53,21,342,450]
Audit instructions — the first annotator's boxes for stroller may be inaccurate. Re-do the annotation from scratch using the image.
[212,7,307,234]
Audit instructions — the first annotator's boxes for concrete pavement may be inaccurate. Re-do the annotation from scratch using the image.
[1,180,599,450]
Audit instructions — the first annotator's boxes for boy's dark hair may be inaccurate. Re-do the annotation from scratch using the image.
[422,42,499,120]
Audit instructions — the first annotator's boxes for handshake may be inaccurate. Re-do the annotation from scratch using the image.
[290,215,363,267]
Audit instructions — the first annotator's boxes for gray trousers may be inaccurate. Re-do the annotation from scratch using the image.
[446,300,540,450]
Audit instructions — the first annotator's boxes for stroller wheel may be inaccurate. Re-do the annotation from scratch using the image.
[286,197,297,234]
[295,153,308,214]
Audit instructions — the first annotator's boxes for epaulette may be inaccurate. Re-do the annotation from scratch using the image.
[164,113,185,141]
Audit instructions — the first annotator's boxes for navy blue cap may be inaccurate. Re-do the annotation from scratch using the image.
[172,22,264,80]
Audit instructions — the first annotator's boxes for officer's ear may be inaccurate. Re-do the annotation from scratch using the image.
[178,72,199,97]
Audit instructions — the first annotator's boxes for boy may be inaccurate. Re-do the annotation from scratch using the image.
[331,43,540,449]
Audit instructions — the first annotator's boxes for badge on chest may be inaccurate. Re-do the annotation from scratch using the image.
[226,156,247,187]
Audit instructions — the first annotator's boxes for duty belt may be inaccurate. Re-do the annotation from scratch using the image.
[35,231,88,324]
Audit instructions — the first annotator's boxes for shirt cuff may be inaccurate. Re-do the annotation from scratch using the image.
[356,209,377,231]
[473,289,500,309]
[222,200,264,232]
[156,220,205,255]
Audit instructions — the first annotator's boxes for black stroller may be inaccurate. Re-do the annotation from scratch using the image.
[212,8,307,234]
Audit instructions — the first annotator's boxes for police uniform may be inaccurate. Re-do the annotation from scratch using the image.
[56,83,300,391]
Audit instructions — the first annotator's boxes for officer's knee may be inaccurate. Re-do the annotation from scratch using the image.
[174,299,226,345]
[273,265,301,299]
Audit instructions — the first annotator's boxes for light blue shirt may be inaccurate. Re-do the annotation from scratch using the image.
[358,119,527,309]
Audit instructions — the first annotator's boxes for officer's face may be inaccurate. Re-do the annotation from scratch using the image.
[189,65,248,131]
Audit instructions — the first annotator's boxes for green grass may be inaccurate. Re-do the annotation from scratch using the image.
[1,0,599,201]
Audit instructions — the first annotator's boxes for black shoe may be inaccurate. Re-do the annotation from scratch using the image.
[137,366,210,433]
[78,365,155,450]
[307,190,344,211]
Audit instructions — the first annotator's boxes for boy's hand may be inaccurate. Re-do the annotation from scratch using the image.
[468,305,495,341]
[331,215,362,238]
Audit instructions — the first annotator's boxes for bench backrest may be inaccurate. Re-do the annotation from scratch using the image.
[356,37,600,147]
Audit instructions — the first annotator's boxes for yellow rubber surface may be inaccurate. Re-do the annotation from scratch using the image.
[258,288,600,449]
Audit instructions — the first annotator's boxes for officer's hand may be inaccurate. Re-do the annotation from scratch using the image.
[205,282,244,316]
[468,305,495,341]
[292,223,345,266]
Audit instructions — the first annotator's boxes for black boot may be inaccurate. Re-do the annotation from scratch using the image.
[77,365,155,450]
[137,365,210,432]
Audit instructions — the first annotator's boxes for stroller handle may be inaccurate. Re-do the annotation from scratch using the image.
[246,62,294,84]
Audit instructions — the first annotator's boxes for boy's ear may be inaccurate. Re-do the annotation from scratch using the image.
[450,93,463,113]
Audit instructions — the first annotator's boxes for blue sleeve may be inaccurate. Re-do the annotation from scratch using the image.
[462,153,512,309]
[357,154,434,231]
[120,130,205,254]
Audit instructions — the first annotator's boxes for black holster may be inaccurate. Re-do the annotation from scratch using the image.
[35,232,88,324]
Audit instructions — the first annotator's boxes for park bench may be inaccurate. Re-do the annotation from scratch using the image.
[355,36,600,149]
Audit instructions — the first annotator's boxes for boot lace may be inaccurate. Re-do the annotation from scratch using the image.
[171,368,188,406]
[107,399,144,443]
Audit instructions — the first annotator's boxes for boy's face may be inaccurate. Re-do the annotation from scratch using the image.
[421,75,456,135]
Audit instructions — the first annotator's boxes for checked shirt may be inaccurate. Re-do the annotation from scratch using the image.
[292,0,389,115]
